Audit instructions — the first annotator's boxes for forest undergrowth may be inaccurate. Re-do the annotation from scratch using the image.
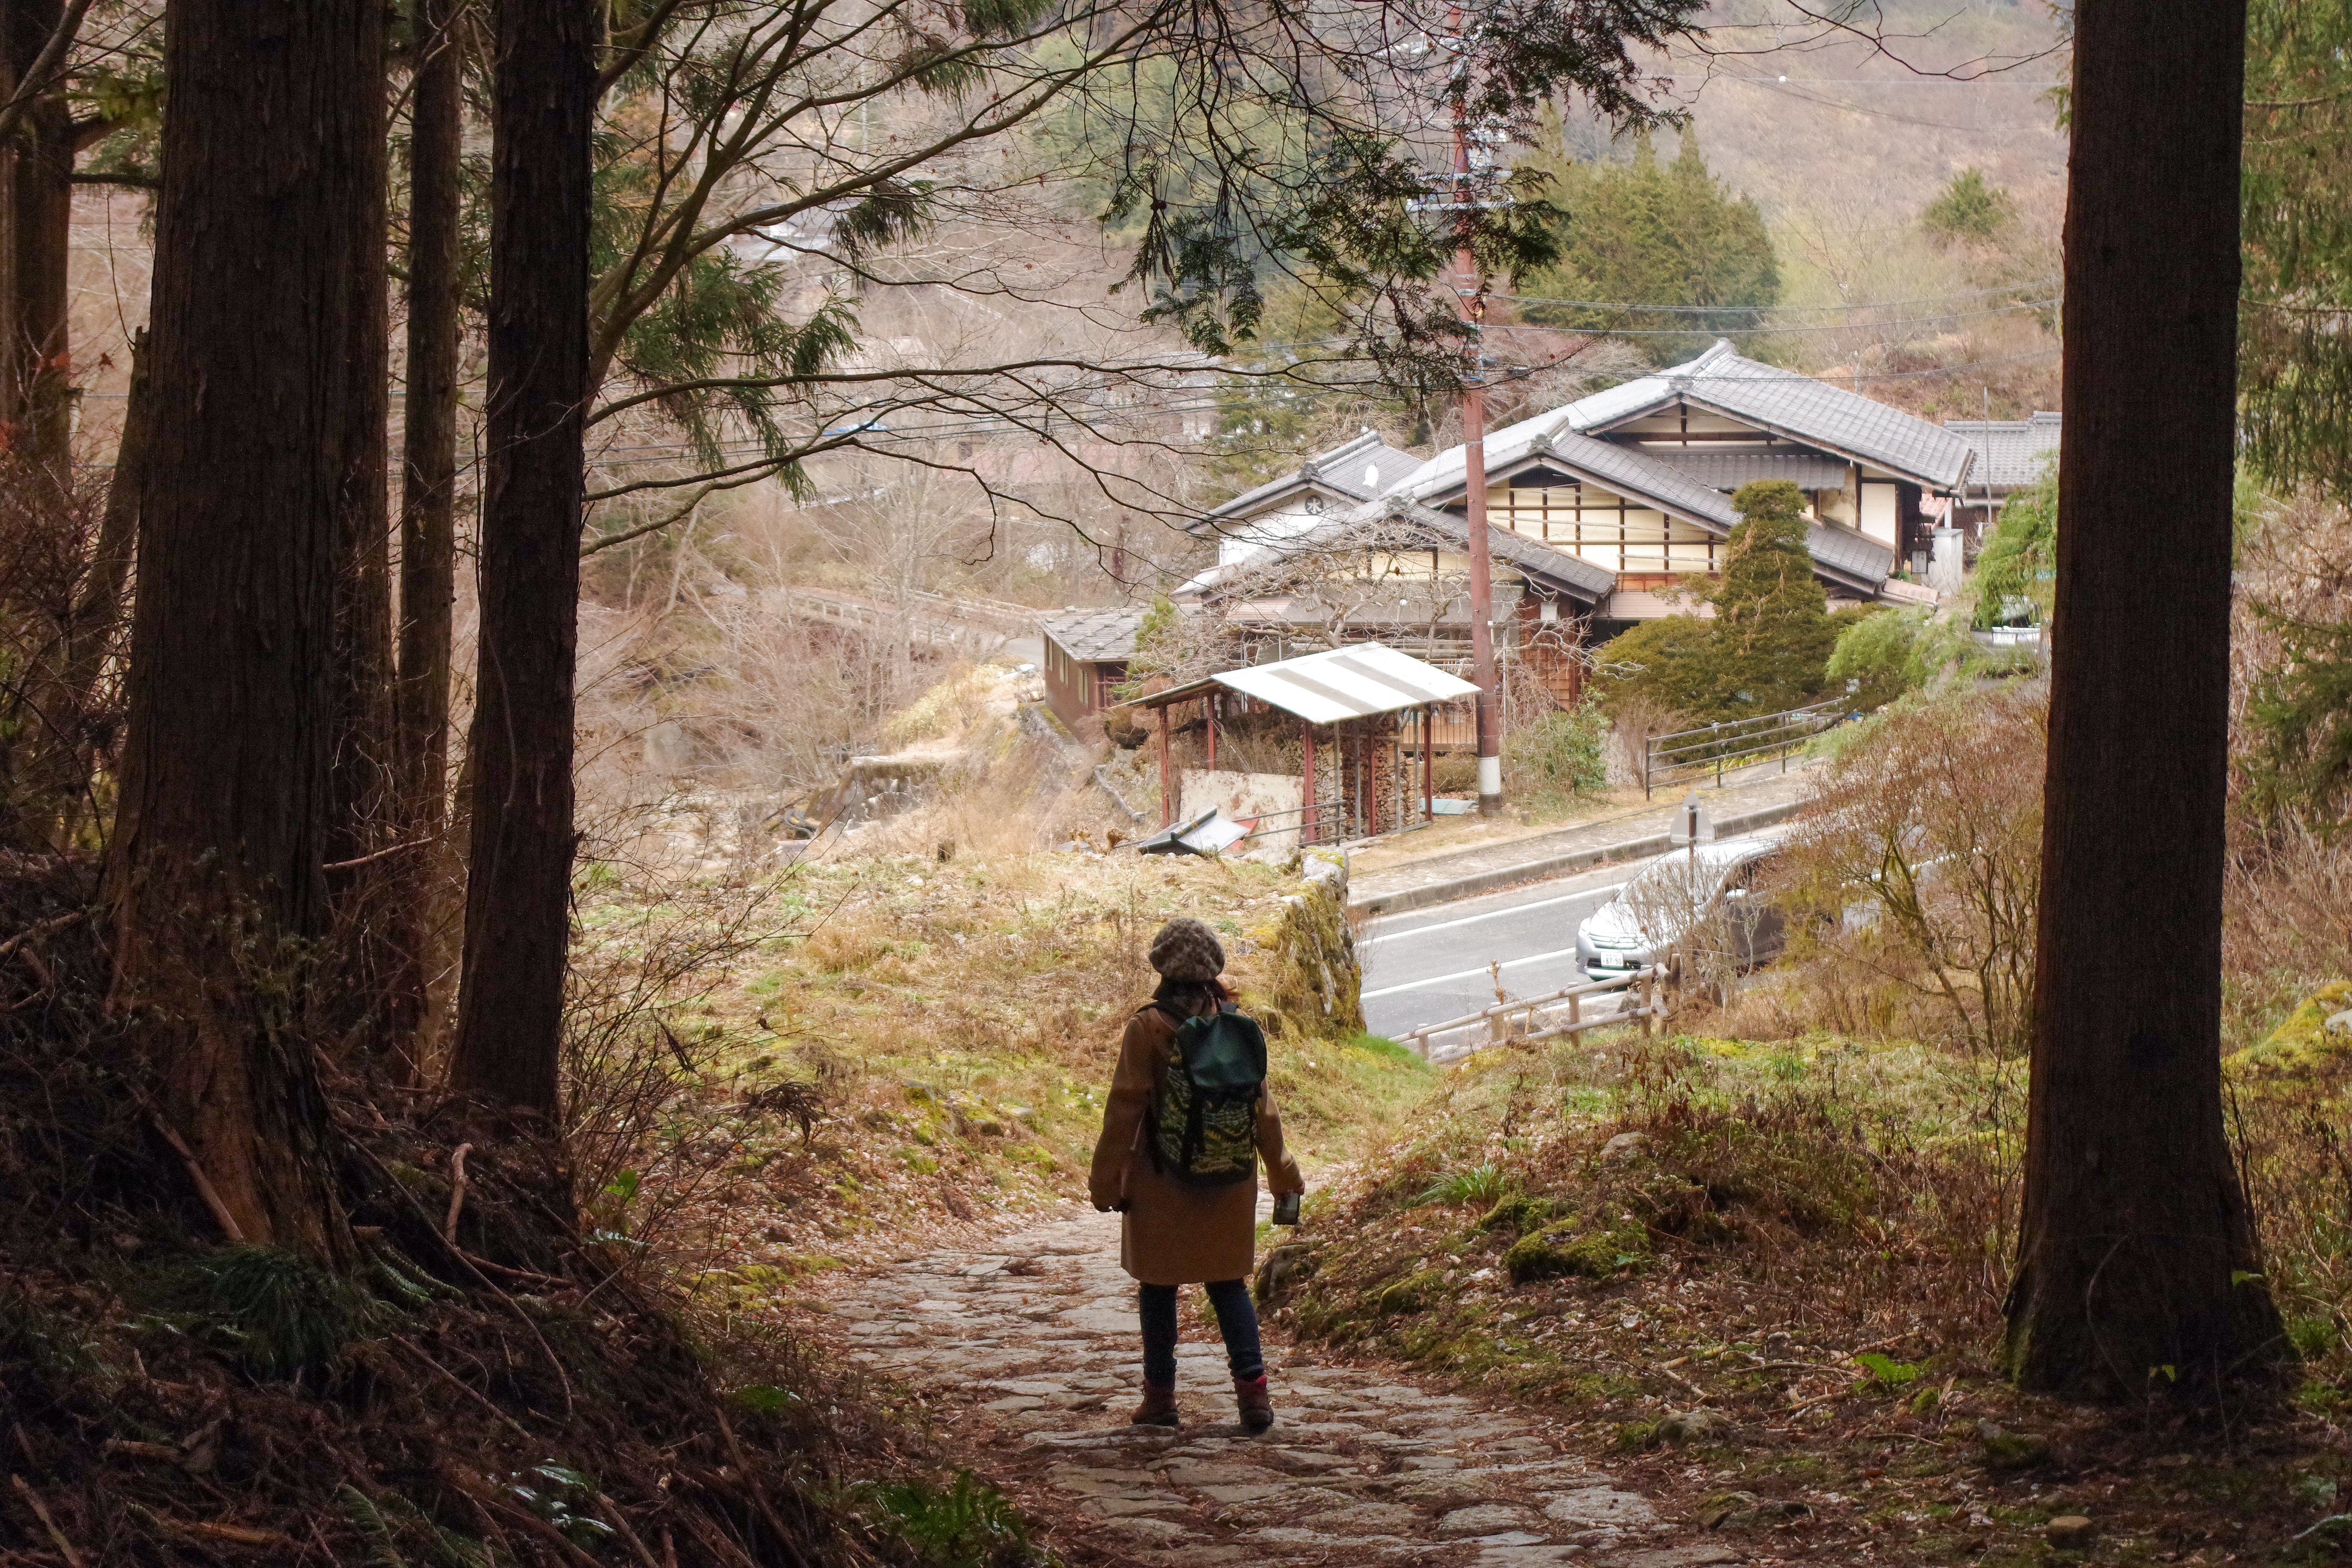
[1267,645,2352,1568]
[0,737,1411,1566]
[1271,1014,2352,1568]
[0,842,1132,1568]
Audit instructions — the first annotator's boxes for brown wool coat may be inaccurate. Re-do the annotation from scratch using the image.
[1088,1002,1305,1286]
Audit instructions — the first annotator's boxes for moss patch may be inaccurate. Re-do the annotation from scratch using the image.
[1503,1219,1649,1283]
[2228,979,2352,1078]
[1476,1191,1557,1236]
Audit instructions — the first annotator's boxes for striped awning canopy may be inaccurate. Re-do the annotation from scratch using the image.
[1120,642,1479,725]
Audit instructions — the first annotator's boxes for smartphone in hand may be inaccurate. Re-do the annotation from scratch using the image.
[1272,1191,1302,1226]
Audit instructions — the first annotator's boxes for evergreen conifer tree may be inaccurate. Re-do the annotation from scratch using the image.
[1516,122,1779,361]
[1921,168,2016,246]
[1591,612,1720,718]
[1708,480,1834,713]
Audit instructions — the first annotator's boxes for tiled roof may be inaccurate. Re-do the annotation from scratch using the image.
[1198,429,1424,524]
[1805,522,1897,588]
[1642,450,1854,492]
[1349,498,1623,601]
[1039,606,1147,663]
[1599,346,1977,490]
[1223,416,1894,596]
[1204,499,1619,603]
[1942,411,2060,492]
[1535,432,1741,530]
[1497,432,1892,593]
[1398,339,1978,499]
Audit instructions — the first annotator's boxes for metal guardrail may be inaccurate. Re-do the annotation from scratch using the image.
[775,587,1011,652]
[1399,962,1671,1060]
[898,585,1034,631]
[1642,700,1846,799]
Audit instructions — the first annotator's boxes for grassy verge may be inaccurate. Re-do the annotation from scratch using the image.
[1270,1024,2352,1568]
[577,844,1432,1311]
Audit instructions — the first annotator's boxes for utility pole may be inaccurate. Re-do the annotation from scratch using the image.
[1446,5,1503,815]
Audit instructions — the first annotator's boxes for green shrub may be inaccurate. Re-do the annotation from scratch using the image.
[1825,606,1980,710]
[851,1471,1042,1568]
[1972,461,2057,629]
[1410,1164,1508,1208]
[1826,608,1925,709]
[1596,481,1834,722]
[1505,699,1611,798]
[1921,167,2015,245]
[1593,613,1720,719]
[1711,482,1837,714]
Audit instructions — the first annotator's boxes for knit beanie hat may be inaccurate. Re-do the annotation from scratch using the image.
[1148,917,1225,983]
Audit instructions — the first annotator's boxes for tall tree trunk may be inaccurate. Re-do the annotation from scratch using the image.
[387,0,465,1081]
[323,3,398,1067]
[107,0,385,1259]
[2003,0,2283,1398]
[4,0,73,472]
[447,0,594,1122]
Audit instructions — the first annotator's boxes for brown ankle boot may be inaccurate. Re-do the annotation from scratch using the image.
[1234,1374,1273,1433]
[1131,1381,1179,1427]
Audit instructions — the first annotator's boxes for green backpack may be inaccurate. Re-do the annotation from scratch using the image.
[1147,1002,1268,1188]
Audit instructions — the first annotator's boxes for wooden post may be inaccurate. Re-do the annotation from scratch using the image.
[1301,720,1317,845]
[1354,729,1373,841]
[1157,703,1173,827]
[1422,706,1435,822]
[1205,692,1217,772]
[1391,723,1403,834]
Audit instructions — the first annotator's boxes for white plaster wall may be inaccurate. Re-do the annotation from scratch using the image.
[1860,482,1899,546]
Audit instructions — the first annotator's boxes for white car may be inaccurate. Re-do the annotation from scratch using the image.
[1575,837,1785,979]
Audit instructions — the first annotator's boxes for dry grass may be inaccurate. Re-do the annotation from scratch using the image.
[1274,1013,2352,1568]
[559,828,1425,1342]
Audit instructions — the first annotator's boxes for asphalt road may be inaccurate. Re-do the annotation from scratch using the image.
[1356,858,1638,1041]
[1357,827,1792,1042]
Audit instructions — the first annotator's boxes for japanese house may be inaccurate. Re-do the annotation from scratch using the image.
[1189,341,1978,635]
[1179,496,1613,711]
[1942,410,2060,541]
[1038,606,1146,728]
[1390,339,1975,625]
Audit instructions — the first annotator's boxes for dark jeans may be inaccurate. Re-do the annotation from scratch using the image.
[1139,1279,1264,1385]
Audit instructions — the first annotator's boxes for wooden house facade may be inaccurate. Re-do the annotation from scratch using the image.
[1391,340,1978,625]
[1038,607,1145,729]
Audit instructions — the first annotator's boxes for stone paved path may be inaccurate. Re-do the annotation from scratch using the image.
[812,1206,1735,1568]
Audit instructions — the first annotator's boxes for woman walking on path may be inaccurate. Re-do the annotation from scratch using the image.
[1089,917,1305,1433]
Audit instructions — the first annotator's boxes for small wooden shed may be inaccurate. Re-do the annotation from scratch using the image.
[1038,606,1146,728]
[1119,643,1479,847]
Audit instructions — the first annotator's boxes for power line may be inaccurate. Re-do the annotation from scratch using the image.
[1708,73,2062,133]
[578,345,2064,474]
[1663,76,2067,86]
[1492,279,2058,315]
[1491,299,2056,337]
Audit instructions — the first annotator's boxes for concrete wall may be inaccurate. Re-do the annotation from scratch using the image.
[1181,769,1305,852]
